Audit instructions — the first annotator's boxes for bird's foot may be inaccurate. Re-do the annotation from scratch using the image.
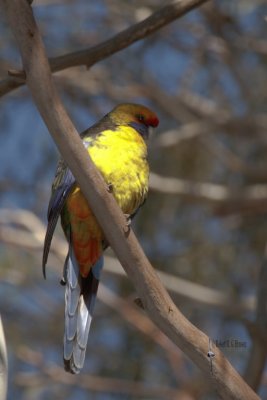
[124,213,132,227]
[123,214,131,235]
[60,277,66,286]
[134,298,144,309]
[107,182,113,193]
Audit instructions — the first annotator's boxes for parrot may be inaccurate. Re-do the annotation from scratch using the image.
[42,103,159,374]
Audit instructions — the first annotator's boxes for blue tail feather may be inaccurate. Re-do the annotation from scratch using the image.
[63,245,103,374]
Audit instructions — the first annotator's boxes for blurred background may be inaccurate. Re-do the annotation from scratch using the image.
[1,0,267,399]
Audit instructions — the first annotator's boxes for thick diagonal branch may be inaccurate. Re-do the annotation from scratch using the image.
[1,1,259,399]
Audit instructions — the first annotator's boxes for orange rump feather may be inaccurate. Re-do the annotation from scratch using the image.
[66,187,103,277]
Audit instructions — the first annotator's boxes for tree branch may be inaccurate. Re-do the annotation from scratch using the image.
[0,208,256,315]
[0,0,209,98]
[15,348,185,399]
[243,244,267,390]
[0,316,7,400]
[1,1,259,399]
[150,172,267,205]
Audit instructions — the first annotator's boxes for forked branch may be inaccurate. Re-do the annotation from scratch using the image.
[0,0,208,97]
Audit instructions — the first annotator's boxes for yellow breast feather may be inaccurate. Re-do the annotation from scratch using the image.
[84,125,149,215]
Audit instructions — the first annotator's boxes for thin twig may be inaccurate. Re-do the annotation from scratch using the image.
[0,208,256,314]
[150,172,267,204]
[15,348,187,400]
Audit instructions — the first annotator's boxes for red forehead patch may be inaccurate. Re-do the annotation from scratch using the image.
[147,115,159,127]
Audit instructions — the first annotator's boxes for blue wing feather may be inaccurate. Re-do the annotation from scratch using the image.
[42,164,75,277]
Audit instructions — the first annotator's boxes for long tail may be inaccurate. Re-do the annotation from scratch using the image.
[63,244,103,374]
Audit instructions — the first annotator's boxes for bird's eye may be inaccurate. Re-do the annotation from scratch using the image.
[136,114,145,122]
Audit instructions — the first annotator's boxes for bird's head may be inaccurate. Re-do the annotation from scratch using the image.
[108,103,159,139]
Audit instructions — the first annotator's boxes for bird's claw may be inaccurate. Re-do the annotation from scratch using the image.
[107,182,113,193]
[124,214,131,227]
[134,298,144,309]
[123,214,131,234]
[60,277,66,286]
